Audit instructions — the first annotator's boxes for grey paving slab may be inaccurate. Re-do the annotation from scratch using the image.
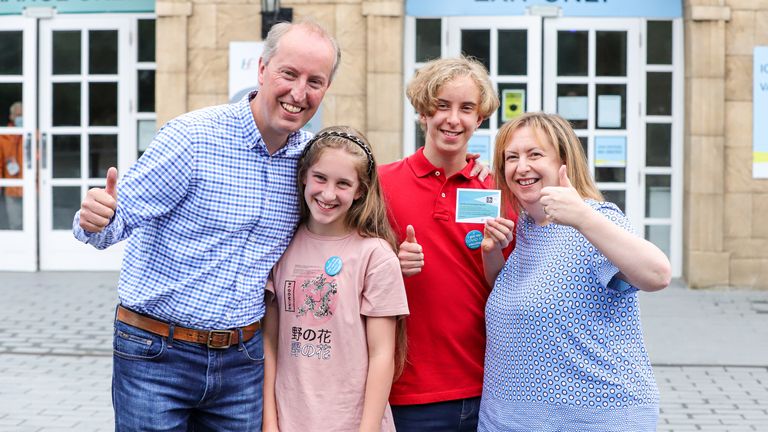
[640,280,768,366]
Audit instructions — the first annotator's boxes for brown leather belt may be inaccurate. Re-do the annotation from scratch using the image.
[116,305,261,349]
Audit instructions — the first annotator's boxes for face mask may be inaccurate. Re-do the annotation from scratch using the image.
[13,116,22,127]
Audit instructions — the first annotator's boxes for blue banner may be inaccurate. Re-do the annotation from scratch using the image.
[406,0,682,18]
[0,0,154,15]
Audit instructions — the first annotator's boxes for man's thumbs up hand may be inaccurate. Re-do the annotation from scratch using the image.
[79,167,119,233]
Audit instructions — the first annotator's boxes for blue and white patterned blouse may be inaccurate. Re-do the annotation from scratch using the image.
[73,92,310,329]
[479,200,659,432]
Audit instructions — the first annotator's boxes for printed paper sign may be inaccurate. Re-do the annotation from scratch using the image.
[455,189,501,223]
[502,89,526,122]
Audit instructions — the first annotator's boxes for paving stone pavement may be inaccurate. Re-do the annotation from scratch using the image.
[1,272,767,431]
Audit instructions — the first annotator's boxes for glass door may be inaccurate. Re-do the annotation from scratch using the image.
[38,16,134,270]
[445,16,542,167]
[0,16,37,271]
[543,18,643,230]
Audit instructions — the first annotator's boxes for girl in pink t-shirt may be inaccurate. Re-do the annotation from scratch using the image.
[263,126,409,432]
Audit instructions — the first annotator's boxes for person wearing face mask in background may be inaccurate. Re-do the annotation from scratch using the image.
[0,101,23,230]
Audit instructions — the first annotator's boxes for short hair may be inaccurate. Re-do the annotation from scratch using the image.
[493,112,603,214]
[406,57,499,119]
[9,101,21,118]
[261,20,341,81]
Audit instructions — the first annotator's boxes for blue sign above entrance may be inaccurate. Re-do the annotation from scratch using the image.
[406,0,682,18]
[0,0,154,15]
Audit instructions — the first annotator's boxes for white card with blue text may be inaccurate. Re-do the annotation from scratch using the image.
[455,188,501,223]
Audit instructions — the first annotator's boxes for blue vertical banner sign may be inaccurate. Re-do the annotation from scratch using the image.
[755,47,768,179]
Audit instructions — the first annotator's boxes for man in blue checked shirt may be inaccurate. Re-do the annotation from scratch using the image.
[72,20,339,431]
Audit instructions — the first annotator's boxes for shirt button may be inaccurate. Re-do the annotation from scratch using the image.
[435,171,440,176]
[441,193,446,198]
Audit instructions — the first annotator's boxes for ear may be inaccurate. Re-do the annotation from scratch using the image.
[257,57,266,86]
[475,115,483,129]
[354,188,364,201]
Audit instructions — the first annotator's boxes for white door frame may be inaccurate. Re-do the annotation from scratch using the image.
[38,15,135,270]
[0,16,38,271]
[543,17,642,232]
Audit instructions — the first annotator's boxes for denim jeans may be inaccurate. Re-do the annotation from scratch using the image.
[112,319,264,431]
[391,396,481,432]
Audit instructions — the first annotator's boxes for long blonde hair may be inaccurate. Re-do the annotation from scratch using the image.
[493,112,603,214]
[296,126,407,378]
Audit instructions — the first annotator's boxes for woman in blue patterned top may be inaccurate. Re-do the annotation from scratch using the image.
[479,112,671,431]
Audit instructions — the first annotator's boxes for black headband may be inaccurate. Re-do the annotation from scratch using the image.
[301,130,375,175]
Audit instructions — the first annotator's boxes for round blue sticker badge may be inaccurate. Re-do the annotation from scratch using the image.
[324,256,343,276]
[464,230,483,250]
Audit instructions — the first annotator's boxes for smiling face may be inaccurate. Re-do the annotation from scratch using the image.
[303,148,363,236]
[253,26,336,150]
[503,126,563,213]
[421,75,483,166]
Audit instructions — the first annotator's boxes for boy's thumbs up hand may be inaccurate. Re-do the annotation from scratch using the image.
[398,225,424,277]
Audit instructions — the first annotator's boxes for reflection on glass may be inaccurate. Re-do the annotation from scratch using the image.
[647,21,672,65]
[138,70,155,113]
[595,167,626,183]
[52,135,81,179]
[646,123,672,167]
[596,84,626,129]
[52,186,81,230]
[497,83,527,129]
[0,84,23,125]
[0,129,24,230]
[498,30,527,76]
[416,19,441,63]
[557,84,588,130]
[646,175,671,218]
[557,30,588,76]
[0,194,23,231]
[53,31,81,75]
[89,135,117,178]
[138,120,156,155]
[461,30,490,71]
[602,190,625,213]
[0,31,23,75]
[89,30,118,75]
[415,120,425,150]
[53,83,81,126]
[645,224,671,258]
[647,72,672,115]
[89,82,117,126]
[596,31,627,77]
[138,19,156,63]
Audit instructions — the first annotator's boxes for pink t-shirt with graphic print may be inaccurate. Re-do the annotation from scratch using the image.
[266,225,409,432]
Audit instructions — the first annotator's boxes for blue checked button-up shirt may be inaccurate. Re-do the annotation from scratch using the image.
[73,92,309,329]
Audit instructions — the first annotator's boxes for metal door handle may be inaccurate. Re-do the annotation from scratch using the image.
[40,133,48,170]
[24,132,33,170]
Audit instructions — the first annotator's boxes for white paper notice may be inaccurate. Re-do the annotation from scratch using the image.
[597,95,622,128]
[557,96,588,120]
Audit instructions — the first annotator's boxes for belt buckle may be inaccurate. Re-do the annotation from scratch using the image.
[207,330,233,349]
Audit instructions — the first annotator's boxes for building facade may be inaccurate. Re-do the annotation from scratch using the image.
[0,0,766,289]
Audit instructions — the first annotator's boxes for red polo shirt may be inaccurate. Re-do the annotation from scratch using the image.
[379,148,515,406]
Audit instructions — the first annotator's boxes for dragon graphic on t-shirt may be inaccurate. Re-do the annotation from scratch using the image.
[297,273,338,320]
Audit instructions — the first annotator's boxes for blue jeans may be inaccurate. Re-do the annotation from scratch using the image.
[391,397,481,432]
[112,319,264,431]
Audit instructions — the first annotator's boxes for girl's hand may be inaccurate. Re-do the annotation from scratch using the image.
[539,165,590,228]
[481,217,515,252]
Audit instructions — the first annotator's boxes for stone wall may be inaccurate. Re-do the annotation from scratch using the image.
[684,0,768,288]
[156,0,406,164]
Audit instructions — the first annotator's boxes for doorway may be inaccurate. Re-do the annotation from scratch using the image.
[0,13,155,271]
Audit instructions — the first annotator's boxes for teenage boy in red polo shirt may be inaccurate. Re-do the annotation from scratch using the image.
[379,57,515,431]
